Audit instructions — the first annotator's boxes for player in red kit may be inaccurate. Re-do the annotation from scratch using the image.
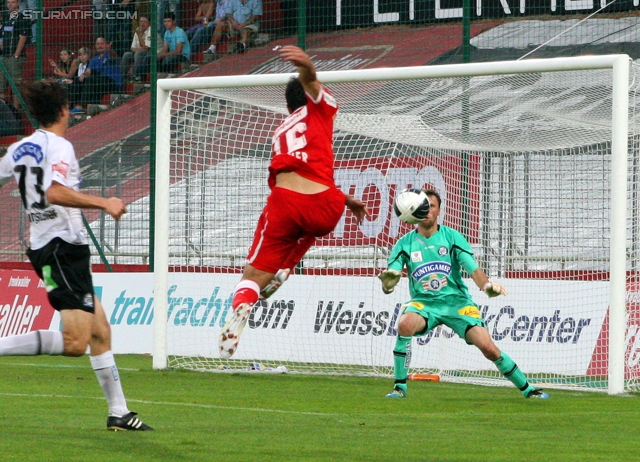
[219,45,369,358]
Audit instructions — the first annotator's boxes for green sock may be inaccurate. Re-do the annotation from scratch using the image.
[392,335,412,391]
[493,352,534,397]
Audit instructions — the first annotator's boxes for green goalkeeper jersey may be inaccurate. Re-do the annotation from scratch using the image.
[387,225,479,302]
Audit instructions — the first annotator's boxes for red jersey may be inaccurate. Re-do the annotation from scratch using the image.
[268,86,338,189]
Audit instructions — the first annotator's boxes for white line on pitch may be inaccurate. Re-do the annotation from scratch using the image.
[0,362,140,371]
[0,393,339,417]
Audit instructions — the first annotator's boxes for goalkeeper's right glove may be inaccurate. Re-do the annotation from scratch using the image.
[378,269,401,294]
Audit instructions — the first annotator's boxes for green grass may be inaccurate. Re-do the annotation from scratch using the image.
[1,355,639,462]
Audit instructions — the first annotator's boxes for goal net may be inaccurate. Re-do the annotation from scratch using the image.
[154,55,640,394]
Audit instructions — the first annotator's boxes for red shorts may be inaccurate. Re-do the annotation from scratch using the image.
[247,186,346,274]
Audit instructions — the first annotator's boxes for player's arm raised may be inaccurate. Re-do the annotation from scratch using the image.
[279,46,321,100]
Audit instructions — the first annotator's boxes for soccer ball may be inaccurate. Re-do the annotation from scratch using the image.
[393,188,430,225]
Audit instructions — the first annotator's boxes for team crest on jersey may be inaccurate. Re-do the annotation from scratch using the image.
[438,246,448,256]
[12,142,43,163]
[421,275,448,292]
[411,251,422,262]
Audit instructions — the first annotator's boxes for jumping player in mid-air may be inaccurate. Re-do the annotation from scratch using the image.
[219,45,369,358]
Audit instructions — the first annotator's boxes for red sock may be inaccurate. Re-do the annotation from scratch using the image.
[232,280,260,310]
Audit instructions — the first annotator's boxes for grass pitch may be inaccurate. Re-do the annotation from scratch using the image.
[0,355,638,461]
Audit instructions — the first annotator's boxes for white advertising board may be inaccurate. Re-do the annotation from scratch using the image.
[94,273,609,375]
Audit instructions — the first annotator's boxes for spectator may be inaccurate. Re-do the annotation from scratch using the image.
[106,0,135,57]
[121,15,151,82]
[185,0,214,41]
[71,38,123,115]
[1,0,29,109]
[66,47,91,112]
[190,0,228,52]
[144,12,190,74]
[203,0,261,56]
[49,49,79,80]
[92,0,108,42]
[157,0,180,39]
[18,0,35,44]
[0,99,20,135]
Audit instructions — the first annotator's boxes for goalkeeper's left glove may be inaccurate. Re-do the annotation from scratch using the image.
[378,269,401,294]
[483,281,507,298]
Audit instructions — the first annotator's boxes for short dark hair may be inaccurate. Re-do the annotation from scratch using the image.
[163,12,176,21]
[422,189,442,207]
[285,77,306,113]
[20,80,68,127]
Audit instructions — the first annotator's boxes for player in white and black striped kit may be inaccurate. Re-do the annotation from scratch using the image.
[0,80,153,431]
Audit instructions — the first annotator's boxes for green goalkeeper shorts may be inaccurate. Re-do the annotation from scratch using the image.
[402,296,486,343]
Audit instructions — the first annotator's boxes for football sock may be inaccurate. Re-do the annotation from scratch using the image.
[90,351,129,417]
[393,335,412,388]
[232,279,260,310]
[0,330,64,355]
[493,352,534,396]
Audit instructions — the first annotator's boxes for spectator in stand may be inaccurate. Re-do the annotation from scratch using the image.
[49,49,79,81]
[190,0,229,52]
[157,0,180,40]
[203,0,261,56]
[18,0,36,44]
[70,38,123,114]
[0,99,20,135]
[92,0,108,41]
[106,0,135,57]
[121,15,151,82]
[144,12,190,74]
[1,0,29,109]
[185,0,214,43]
[67,47,91,112]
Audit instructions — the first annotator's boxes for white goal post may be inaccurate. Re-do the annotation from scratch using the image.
[153,54,639,395]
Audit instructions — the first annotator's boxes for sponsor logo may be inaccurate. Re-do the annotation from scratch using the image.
[412,261,451,280]
[12,142,43,163]
[314,301,402,336]
[52,161,69,178]
[458,306,481,318]
[9,276,30,287]
[0,295,43,337]
[109,285,293,330]
[404,301,424,311]
[27,209,58,224]
[411,251,422,262]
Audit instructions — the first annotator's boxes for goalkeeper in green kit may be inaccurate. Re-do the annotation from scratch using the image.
[379,189,549,399]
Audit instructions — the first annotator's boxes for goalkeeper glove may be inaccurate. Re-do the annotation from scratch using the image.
[483,281,506,298]
[378,269,401,294]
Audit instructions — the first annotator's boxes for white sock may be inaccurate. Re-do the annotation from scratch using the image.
[90,351,129,417]
[208,45,216,52]
[0,330,64,355]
